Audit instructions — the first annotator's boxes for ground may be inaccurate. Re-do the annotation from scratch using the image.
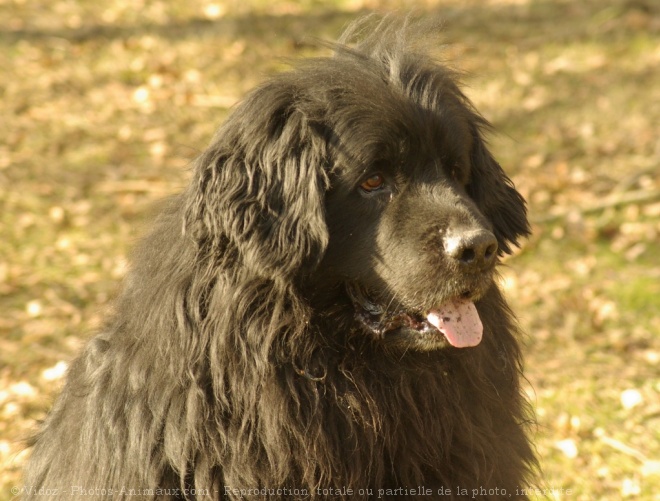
[1,0,659,499]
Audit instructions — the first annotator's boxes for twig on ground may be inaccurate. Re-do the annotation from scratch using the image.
[532,189,660,224]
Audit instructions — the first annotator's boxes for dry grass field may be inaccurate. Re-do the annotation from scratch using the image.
[1,0,659,499]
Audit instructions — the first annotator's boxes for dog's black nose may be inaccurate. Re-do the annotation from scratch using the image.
[444,229,498,271]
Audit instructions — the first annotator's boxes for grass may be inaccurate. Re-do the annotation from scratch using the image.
[1,0,659,499]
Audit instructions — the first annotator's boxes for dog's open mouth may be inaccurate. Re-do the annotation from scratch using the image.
[347,284,483,348]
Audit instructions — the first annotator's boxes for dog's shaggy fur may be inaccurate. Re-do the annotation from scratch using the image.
[23,17,537,501]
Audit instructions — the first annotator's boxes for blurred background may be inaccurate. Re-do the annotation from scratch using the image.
[1,0,658,499]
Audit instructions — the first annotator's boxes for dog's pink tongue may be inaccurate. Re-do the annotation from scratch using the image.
[427,299,483,348]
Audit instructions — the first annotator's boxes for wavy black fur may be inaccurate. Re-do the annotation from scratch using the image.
[23,16,537,501]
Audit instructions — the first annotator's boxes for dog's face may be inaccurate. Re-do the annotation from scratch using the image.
[304,71,529,352]
[321,157,492,351]
[185,35,529,353]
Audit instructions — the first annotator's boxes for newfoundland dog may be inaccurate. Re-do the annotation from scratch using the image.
[23,15,537,501]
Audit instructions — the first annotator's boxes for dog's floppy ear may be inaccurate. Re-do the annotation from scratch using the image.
[184,88,329,278]
[468,124,530,255]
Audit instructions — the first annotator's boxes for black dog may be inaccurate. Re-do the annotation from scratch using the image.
[23,16,537,500]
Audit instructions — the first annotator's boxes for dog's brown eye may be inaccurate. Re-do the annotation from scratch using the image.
[360,174,385,192]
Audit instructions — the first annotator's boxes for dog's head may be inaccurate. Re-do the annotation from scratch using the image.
[184,17,529,351]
